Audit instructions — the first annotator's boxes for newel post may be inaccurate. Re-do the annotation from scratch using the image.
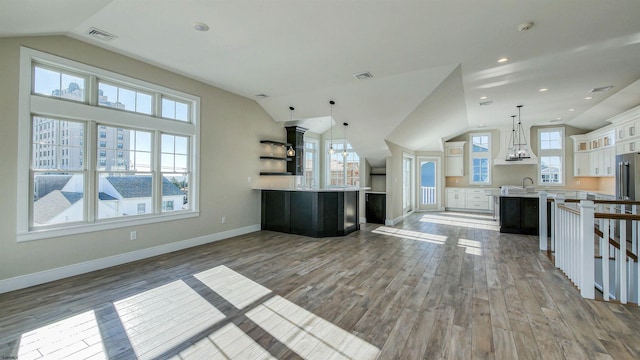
[554,194,565,268]
[539,191,548,250]
[579,200,595,299]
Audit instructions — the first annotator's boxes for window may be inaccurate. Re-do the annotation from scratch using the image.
[161,133,189,213]
[470,133,491,184]
[18,47,200,241]
[326,140,359,187]
[161,97,190,122]
[33,65,86,102]
[538,128,564,185]
[304,139,319,188]
[98,81,152,115]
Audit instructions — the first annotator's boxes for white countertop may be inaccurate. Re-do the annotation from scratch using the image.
[254,187,370,192]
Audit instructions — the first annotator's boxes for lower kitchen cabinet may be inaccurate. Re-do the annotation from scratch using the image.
[366,193,386,224]
[499,196,539,235]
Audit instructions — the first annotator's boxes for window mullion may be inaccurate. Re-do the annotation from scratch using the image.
[86,121,96,223]
[153,130,162,214]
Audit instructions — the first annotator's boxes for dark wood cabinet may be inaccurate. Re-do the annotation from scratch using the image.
[499,196,539,235]
[261,190,359,237]
[366,193,386,224]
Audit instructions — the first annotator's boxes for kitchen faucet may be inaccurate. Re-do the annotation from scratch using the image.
[522,177,534,188]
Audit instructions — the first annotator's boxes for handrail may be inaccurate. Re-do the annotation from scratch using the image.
[594,227,638,262]
[594,213,640,221]
[549,198,640,206]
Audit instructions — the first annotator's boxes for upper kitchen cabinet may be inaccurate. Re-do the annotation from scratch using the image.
[571,128,615,177]
[445,141,466,177]
[610,105,640,155]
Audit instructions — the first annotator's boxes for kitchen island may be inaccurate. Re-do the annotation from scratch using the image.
[259,188,361,237]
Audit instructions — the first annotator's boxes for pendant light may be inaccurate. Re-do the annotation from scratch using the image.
[505,105,530,161]
[506,115,517,161]
[286,106,295,157]
[342,122,349,157]
[328,100,335,154]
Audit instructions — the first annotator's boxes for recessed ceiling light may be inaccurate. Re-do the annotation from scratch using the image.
[497,57,509,63]
[569,108,575,112]
[480,96,487,100]
[585,96,593,100]
[556,117,562,120]
[539,88,548,92]
[193,22,210,32]
[478,124,486,128]
[255,93,269,99]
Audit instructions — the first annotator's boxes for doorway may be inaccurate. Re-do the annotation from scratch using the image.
[419,157,440,211]
[403,153,415,214]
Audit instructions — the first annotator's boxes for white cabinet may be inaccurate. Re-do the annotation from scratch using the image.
[445,141,466,177]
[574,152,590,176]
[571,129,615,177]
[446,188,465,208]
[446,187,492,211]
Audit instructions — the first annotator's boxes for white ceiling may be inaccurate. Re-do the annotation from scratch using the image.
[2,0,640,166]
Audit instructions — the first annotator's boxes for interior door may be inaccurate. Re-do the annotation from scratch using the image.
[419,157,440,211]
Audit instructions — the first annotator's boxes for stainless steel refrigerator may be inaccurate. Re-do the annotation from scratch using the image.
[616,153,640,200]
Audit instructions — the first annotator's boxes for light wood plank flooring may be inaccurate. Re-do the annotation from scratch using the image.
[2,212,640,359]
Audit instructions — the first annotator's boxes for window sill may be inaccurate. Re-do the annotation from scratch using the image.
[17,211,199,242]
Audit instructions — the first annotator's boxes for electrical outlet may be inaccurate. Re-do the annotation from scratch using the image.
[221,216,226,224]
[130,231,137,240]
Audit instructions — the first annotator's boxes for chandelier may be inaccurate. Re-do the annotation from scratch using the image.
[505,105,531,161]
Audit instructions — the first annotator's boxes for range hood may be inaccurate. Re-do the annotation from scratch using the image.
[494,127,538,165]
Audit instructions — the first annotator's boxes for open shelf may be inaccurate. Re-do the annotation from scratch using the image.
[260,140,291,147]
[259,172,293,176]
[260,156,292,161]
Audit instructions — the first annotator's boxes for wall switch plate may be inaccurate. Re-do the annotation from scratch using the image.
[130,231,137,240]
[221,216,226,224]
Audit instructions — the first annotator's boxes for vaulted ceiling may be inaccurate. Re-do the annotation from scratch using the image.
[2,0,640,166]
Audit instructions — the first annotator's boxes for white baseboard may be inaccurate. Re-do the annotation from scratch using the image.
[385,215,403,226]
[0,224,260,294]
[359,216,367,224]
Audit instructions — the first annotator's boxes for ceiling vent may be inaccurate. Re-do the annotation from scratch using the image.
[479,100,493,106]
[87,27,117,42]
[353,72,373,80]
[590,85,614,93]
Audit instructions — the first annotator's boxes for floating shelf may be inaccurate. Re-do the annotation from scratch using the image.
[259,172,293,176]
[260,140,291,147]
[260,156,292,161]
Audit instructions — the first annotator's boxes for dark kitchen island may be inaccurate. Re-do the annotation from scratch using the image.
[260,188,360,238]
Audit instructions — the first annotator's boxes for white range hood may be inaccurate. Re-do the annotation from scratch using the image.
[494,127,538,165]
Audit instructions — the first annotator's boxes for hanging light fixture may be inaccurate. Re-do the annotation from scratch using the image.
[328,100,335,154]
[286,106,296,156]
[505,105,531,161]
[342,122,349,157]
[506,115,517,161]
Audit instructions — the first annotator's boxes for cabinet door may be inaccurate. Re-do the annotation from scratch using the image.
[520,198,539,234]
[499,197,521,232]
[574,152,589,176]
[366,193,386,224]
[446,156,463,176]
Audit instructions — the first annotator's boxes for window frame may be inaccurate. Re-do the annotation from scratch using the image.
[469,132,492,185]
[537,127,565,186]
[303,138,320,188]
[17,47,200,242]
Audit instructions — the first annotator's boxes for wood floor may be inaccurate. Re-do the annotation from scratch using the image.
[2,211,640,359]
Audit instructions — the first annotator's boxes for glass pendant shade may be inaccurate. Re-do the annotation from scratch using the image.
[505,105,531,161]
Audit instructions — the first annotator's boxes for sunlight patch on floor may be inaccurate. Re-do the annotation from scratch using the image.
[247,295,380,360]
[114,280,226,360]
[419,213,499,231]
[372,226,448,245]
[168,322,276,360]
[458,238,483,256]
[195,265,271,309]
[18,310,106,360]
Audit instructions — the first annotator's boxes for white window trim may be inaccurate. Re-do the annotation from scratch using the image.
[469,132,492,185]
[304,137,320,188]
[537,127,565,186]
[17,47,200,242]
